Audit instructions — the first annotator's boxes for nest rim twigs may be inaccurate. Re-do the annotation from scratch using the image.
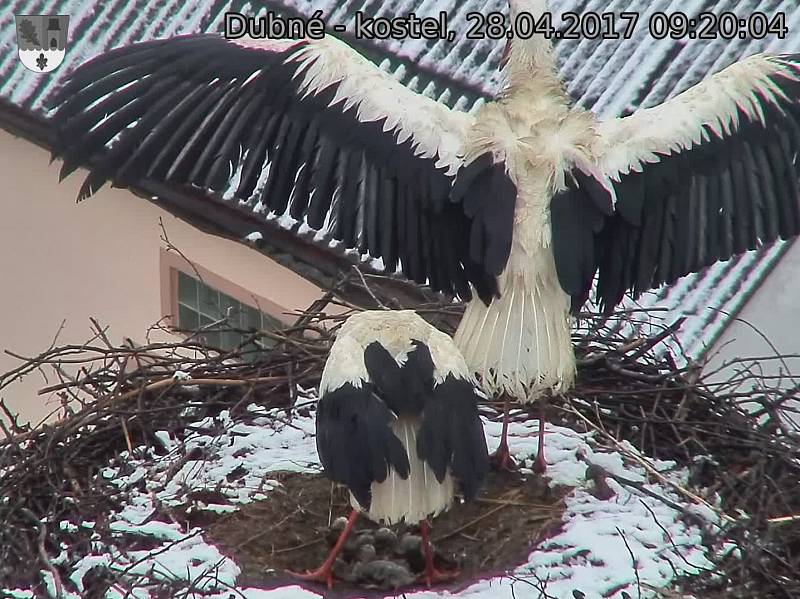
[564,310,800,598]
[0,292,344,589]
[0,296,798,597]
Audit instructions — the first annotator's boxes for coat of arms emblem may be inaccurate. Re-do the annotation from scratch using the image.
[15,15,69,73]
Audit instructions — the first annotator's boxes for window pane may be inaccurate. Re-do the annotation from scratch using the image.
[241,305,261,331]
[203,331,221,348]
[198,314,221,348]
[256,312,279,349]
[261,312,282,333]
[219,293,241,328]
[221,330,242,351]
[199,283,220,319]
[174,267,288,358]
[177,304,199,331]
[239,339,262,362]
[177,271,198,308]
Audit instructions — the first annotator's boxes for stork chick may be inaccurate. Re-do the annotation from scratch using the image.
[295,310,489,589]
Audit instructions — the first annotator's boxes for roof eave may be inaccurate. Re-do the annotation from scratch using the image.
[0,98,441,311]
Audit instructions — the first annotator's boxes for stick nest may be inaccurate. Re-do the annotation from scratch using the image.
[0,290,798,598]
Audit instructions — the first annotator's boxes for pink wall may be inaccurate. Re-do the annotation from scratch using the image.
[706,241,800,413]
[0,128,327,426]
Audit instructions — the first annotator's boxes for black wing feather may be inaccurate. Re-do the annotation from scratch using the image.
[416,375,489,501]
[551,169,614,313]
[316,383,409,510]
[361,339,488,501]
[52,34,516,303]
[554,55,800,313]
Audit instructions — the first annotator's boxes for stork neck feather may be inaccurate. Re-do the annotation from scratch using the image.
[503,37,560,90]
[502,0,563,98]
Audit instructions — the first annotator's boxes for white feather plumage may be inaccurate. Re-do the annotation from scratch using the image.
[598,54,800,180]
[279,36,472,176]
[357,416,455,525]
[320,310,476,523]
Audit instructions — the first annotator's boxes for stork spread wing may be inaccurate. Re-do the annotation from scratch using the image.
[553,53,800,312]
[52,34,515,303]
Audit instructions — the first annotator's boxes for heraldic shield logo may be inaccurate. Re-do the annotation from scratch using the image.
[15,15,69,73]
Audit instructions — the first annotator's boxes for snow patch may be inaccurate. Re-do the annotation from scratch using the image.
[244,231,264,243]
[9,391,717,598]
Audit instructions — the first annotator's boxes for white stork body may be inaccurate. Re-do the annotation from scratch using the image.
[308,310,488,586]
[318,310,487,524]
[454,74,594,399]
[369,415,455,523]
[53,0,800,411]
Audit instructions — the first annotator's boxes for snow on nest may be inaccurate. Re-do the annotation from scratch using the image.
[4,388,719,599]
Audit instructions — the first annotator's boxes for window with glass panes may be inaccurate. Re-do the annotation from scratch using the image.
[175,270,282,353]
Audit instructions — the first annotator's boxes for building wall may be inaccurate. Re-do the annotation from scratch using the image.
[0,128,328,426]
[704,240,800,402]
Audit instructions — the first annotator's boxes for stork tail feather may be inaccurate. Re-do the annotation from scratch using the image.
[356,417,454,524]
[454,272,575,401]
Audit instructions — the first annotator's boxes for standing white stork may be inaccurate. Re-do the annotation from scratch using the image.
[52,0,800,471]
[299,310,489,588]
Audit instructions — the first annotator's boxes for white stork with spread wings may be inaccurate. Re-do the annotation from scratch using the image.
[52,0,800,469]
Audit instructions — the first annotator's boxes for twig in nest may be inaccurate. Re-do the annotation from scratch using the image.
[327,482,335,528]
[158,217,204,283]
[626,317,686,362]
[120,417,133,454]
[638,499,718,575]
[599,469,696,521]
[566,405,735,523]
[113,375,285,401]
[432,502,511,543]
[232,507,303,550]
[480,535,512,568]
[271,538,323,555]
[476,497,562,509]
[615,526,642,599]
[21,507,63,598]
[0,398,25,435]
[432,490,539,543]
[351,265,388,310]
[767,514,800,525]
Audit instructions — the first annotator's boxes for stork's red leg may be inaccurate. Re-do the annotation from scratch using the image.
[290,508,358,589]
[532,400,547,474]
[419,520,459,586]
[489,397,517,471]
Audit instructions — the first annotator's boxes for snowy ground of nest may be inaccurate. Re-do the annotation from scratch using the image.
[4,383,722,599]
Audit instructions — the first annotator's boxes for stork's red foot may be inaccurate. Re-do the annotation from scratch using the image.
[489,442,518,471]
[532,451,547,474]
[291,508,358,589]
[418,519,459,587]
[290,566,336,590]
[532,400,548,474]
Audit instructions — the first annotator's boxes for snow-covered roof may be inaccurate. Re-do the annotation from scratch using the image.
[3,0,800,357]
